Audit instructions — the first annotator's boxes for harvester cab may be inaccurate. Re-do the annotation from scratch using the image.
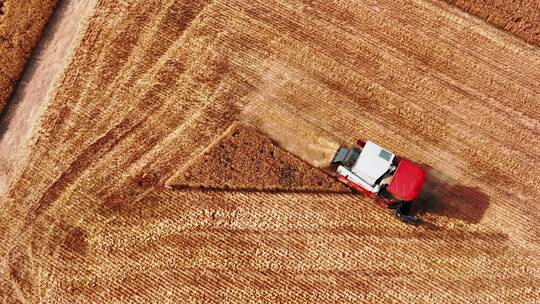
[331,140,425,224]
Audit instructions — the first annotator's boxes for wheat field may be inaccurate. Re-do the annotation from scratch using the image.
[0,0,539,302]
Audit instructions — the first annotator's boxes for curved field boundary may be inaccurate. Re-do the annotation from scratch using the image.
[0,0,97,194]
[0,0,57,114]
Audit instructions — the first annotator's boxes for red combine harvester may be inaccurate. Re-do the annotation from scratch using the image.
[331,140,425,224]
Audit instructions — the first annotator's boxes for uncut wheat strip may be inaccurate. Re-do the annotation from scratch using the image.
[0,6,115,201]
[0,0,98,191]
[0,0,57,113]
[1,6,139,210]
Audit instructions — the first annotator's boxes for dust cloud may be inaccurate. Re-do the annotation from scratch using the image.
[241,99,341,168]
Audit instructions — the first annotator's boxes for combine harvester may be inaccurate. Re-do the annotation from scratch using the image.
[331,140,425,224]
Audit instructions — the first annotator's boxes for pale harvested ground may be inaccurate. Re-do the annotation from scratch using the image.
[0,0,539,303]
[0,0,97,192]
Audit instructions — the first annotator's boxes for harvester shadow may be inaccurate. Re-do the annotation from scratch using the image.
[410,165,490,224]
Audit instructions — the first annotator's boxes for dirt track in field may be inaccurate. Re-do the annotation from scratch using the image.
[0,0,539,302]
[0,0,56,113]
[0,0,96,191]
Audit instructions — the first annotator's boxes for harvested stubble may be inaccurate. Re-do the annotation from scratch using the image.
[241,98,342,168]
[0,0,539,302]
[0,0,57,113]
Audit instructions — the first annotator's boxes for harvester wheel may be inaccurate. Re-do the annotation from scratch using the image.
[392,202,421,225]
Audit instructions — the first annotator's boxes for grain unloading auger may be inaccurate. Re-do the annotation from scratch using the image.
[331,140,425,224]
